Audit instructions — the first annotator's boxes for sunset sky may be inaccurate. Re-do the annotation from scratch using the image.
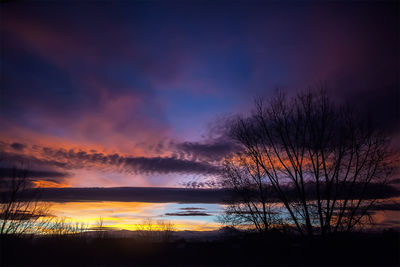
[0,1,398,230]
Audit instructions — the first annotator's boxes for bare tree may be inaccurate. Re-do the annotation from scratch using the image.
[43,216,87,236]
[0,168,50,237]
[93,216,107,238]
[137,218,175,242]
[219,160,283,232]
[223,90,394,236]
[157,219,175,242]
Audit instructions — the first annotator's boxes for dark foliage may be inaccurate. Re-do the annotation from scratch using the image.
[0,231,398,266]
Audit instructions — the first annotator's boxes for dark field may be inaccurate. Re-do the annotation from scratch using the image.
[1,230,399,266]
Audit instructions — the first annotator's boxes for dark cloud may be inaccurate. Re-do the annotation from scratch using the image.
[40,146,221,175]
[10,142,26,151]
[166,206,213,216]
[124,156,220,175]
[13,187,229,204]
[181,180,220,189]
[0,167,67,179]
[0,151,68,169]
[175,140,238,162]
[1,145,221,176]
[165,211,211,216]
[388,178,400,185]
[302,182,400,200]
[226,182,400,202]
[8,181,400,204]
[179,207,205,210]
[0,211,44,221]
[370,203,400,211]
[0,167,69,188]
[379,219,400,228]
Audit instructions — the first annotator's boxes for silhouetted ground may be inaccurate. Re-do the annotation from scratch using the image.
[0,229,399,266]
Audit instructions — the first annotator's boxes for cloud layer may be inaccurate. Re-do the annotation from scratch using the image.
[0,1,398,188]
[0,139,226,187]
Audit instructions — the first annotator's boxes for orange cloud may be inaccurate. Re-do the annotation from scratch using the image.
[32,180,70,188]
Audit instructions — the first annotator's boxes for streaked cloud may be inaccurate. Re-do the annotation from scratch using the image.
[165,211,211,216]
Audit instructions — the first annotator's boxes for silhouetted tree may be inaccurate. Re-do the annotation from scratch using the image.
[94,216,107,238]
[223,90,393,236]
[44,216,87,236]
[219,160,283,232]
[0,168,50,237]
[137,218,175,242]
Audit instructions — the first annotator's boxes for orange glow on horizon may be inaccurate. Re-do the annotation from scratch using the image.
[43,201,222,232]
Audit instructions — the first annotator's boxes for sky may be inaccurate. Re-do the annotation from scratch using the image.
[0,0,399,190]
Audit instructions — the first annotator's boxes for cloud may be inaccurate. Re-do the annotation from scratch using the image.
[124,156,219,175]
[8,181,400,204]
[0,211,44,221]
[14,187,228,204]
[0,150,68,169]
[166,206,211,216]
[225,182,400,202]
[165,211,211,216]
[181,180,220,189]
[174,139,238,162]
[0,5,172,153]
[0,1,398,190]
[1,143,221,176]
[388,178,400,185]
[0,167,69,189]
[179,207,205,210]
[10,142,26,151]
[0,167,67,179]
[370,203,400,211]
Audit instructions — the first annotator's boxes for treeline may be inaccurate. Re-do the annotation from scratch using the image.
[0,229,399,266]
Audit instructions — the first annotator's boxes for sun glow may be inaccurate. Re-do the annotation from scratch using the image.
[43,201,223,231]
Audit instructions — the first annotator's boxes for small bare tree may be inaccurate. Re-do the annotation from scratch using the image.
[94,216,107,238]
[223,90,394,236]
[43,216,87,236]
[137,218,175,242]
[157,220,175,242]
